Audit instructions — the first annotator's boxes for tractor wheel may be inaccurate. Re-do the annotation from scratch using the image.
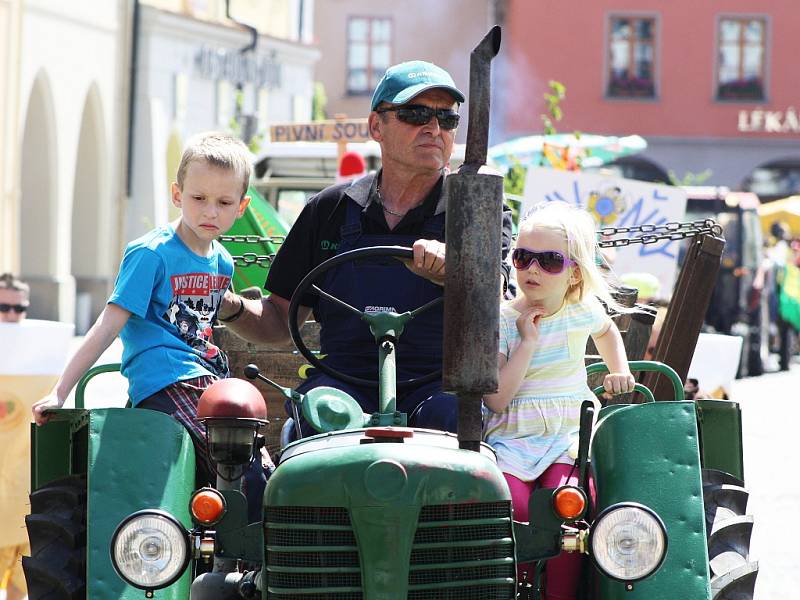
[703,469,759,599]
[22,474,87,600]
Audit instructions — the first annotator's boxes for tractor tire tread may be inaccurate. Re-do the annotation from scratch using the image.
[21,556,85,600]
[24,475,87,600]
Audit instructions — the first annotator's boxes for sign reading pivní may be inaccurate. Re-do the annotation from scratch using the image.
[269,119,370,143]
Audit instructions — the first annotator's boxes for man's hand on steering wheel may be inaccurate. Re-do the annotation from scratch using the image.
[288,245,443,389]
[401,239,446,286]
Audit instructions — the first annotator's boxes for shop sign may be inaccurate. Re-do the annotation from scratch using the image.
[194,45,281,88]
[737,107,800,133]
[269,119,370,143]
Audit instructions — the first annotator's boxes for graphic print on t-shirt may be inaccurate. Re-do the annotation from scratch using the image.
[164,272,231,377]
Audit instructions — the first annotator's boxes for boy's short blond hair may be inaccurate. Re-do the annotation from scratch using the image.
[176,131,251,198]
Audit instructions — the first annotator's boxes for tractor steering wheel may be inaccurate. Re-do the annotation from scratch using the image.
[288,245,443,389]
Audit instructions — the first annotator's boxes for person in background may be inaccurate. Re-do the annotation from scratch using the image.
[482,201,635,599]
[765,221,795,370]
[0,273,29,324]
[218,60,513,435]
[0,273,30,599]
[31,132,271,520]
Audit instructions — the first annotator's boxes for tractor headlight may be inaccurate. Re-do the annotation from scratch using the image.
[590,502,667,582]
[110,510,190,590]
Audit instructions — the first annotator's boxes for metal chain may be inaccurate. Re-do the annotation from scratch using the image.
[231,253,276,269]
[596,219,722,248]
[219,234,285,268]
[225,220,722,268]
[219,234,286,245]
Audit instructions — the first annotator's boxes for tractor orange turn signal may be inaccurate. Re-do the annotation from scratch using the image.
[553,486,587,521]
[190,488,227,525]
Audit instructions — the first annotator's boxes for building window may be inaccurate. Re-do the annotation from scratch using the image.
[717,17,766,101]
[347,17,391,95]
[607,16,656,99]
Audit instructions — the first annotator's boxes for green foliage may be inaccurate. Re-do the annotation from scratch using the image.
[504,160,527,229]
[504,159,527,196]
[228,88,264,154]
[667,168,713,186]
[312,82,328,121]
[541,80,566,136]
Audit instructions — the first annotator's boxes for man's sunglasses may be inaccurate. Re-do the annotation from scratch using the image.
[376,104,460,130]
[512,248,576,275]
[0,303,28,313]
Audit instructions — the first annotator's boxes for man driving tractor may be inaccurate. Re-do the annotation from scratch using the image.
[218,60,513,435]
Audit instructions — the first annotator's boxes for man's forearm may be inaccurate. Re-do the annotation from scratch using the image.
[219,293,293,346]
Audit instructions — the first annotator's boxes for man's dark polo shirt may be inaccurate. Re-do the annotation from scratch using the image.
[265,171,513,308]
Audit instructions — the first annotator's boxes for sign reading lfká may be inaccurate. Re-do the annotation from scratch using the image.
[522,167,688,300]
[270,119,370,143]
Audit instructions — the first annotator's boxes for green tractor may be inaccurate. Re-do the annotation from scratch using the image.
[24,243,757,599]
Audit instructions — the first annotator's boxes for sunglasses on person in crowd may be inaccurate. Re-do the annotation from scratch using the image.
[512,248,576,275]
[376,104,460,130]
[0,303,28,313]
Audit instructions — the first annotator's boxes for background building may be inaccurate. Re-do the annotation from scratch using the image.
[0,0,23,283]
[497,0,800,196]
[2,0,130,327]
[312,0,495,143]
[128,0,319,250]
[0,0,318,331]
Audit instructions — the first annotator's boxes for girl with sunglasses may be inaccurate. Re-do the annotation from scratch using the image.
[482,201,634,599]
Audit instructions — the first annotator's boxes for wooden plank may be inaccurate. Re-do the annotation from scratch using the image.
[641,233,725,400]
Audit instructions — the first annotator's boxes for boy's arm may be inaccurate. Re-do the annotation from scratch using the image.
[219,290,312,346]
[593,322,635,395]
[32,303,131,425]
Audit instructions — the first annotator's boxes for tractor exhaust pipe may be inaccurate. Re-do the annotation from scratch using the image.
[443,26,503,451]
[464,26,502,170]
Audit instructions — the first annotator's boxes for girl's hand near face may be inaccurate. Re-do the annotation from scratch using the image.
[515,305,545,344]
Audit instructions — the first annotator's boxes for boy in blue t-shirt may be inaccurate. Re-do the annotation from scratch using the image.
[32,131,256,489]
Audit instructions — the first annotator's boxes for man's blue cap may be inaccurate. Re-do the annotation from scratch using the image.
[370,60,465,111]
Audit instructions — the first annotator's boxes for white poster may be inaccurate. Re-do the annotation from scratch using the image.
[0,320,74,547]
[522,167,688,300]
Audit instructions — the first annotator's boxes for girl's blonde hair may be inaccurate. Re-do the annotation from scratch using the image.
[518,201,626,312]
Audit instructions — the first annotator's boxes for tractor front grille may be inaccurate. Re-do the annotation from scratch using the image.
[264,501,515,599]
[265,506,362,599]
[407,501,515,599]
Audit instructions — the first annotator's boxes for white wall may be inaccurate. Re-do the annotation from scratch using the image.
[16,0,126,323]
[0,0,23,273]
